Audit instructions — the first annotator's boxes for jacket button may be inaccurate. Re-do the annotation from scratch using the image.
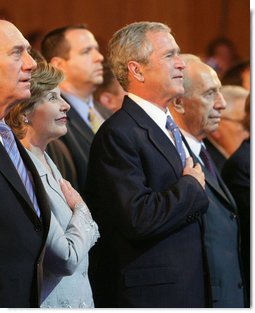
[34,224,42,232]
[230,214,237,220]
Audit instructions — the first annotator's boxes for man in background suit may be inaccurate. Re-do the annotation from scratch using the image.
[0,20,50,308]
[222,93,250,306]
[93,61,126,117]
[170,54,245,307]
[41,25,105,199]
[85,22,209,308]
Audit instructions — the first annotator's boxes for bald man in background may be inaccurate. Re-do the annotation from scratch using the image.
[170,54,246,307]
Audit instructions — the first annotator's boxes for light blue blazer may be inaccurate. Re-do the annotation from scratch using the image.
[26,150,99,308]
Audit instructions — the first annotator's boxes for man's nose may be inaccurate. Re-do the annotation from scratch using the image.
[215,92,227,110]
[22,51,37,71]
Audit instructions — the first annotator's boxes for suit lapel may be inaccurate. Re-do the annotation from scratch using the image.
[122,98,183,177]
[203,166,234,206]
[44,154,67,202]
[62,94,94,143]
[214,168,237,209]
[182,137,236,210]
[27,150,66,203]
[0,141,38,213]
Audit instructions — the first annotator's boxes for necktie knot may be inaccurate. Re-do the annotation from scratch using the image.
[166,116,178,132]
[0,122,16,152]
[0,122,12,134]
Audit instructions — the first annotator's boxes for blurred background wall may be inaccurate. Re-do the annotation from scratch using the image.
[0,0,250,59]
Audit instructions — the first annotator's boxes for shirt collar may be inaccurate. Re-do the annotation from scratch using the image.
[181,128,202,158]
[61,91,95,125]
[128,92,173,130]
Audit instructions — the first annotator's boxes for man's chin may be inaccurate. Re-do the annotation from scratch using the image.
[18,90,32,101]
[174,86,185,96]
[94,77,104,85]
[209,124,219,133]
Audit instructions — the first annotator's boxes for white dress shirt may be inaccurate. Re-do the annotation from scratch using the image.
[180,129,205,166]
[128,93,189,158]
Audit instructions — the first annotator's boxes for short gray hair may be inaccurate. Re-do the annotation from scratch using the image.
[180,54,211,96]
[220,85,249,118]
[108,21,171,91]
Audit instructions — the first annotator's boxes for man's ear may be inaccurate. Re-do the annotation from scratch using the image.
[172,97,185,114]
[50,56,66,71]
[99,92,111,107]
[127,61,144,82]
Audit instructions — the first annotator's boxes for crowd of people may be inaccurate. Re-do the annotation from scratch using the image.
[0,19,250,308]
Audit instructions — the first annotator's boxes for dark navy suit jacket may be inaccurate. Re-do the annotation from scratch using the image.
[222,138,250,306]
[184,140,245,307]
[0,138,51,307]
[85,96,209,308]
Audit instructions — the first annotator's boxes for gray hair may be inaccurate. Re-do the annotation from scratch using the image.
[220,85,249,118]
[180,54,211,96]
[108,21,171,91]
[220,85,249,103]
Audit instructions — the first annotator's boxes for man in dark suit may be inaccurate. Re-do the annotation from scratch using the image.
[41,25,105,199]
[0,20,50,308]
[222,94,250,306]
[85,22,209,308]
[170,54,245,307]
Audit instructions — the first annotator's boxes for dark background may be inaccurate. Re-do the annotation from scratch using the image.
[0,0,250,60]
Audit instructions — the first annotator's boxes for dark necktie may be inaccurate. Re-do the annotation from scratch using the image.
[0,122,41,217]
[199,145,216,178]
[166,115,186,167]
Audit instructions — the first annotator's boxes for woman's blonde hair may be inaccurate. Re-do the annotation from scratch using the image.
[6,61,64,139]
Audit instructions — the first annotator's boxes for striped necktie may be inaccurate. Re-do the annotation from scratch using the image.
[166,115,186,167]
[0,122,41,217]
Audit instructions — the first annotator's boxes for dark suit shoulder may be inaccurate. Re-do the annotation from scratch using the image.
[204,138,226,172]
[222,140,250,187]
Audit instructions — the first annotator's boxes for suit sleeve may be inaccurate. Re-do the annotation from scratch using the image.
[86,126,208,241]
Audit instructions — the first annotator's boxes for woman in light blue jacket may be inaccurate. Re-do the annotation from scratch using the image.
[6,61,99,308]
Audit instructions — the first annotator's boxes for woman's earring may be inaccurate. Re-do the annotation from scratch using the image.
[24,117,29,124]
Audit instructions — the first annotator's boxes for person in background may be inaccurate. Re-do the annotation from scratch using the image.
[85,21,209,308]
[41,24,105,199]
[222,93,250,306]
[221,60,250,91]
[204,85,249,171]
[204,37,240,79]
[0,20,50,308]
[6,61,99,308]
[93,61,126,117]
[170,54,245,307]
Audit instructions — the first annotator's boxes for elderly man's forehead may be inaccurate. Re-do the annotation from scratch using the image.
[0,20,30,48]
